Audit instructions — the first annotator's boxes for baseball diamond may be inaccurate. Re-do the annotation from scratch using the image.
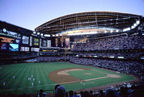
[0,62,137,94]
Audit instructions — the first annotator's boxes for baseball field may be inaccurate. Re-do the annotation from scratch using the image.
[0,62,136,94]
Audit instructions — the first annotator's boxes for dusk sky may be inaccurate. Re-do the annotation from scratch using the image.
[0,0,144,30]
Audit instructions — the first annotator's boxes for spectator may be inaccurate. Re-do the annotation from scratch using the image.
[55,84,66,97]
[38,89,46,97]
[98,90,105,97]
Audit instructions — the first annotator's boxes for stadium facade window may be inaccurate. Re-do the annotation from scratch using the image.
[31,47,39,52]
[47,40,51,47]
[34,48,39,52]
[25,47,29,51]
[20,47,25,51]
[30,36,33,46]
[20,47,29,51]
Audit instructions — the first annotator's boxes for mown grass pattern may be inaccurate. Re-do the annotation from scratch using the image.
[0,62,136,94]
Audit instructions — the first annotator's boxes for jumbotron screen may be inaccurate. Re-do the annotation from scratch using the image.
[22,36,29,44]
[41,39,47,47]
[0,43,9,51]
[33,37,39,46]
[0,36,14,43]
[9,43,19,51]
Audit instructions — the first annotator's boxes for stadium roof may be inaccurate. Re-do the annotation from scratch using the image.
[35,11,143,36]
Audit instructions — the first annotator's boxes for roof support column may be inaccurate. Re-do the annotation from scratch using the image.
[95,13,98,28]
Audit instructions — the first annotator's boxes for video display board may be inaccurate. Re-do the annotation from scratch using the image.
[0,29,21,39]
[22,36,29,44]
[41,39,47,47]
[33,37,39,46]
[0,43,19,51]
[9,43,19,51]
[0,43,9,51]
[0,36,14,43]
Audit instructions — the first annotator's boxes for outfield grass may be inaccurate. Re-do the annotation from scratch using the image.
[0,62,136,94]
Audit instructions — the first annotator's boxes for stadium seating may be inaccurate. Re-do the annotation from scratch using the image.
[69,34,144,81]
[72,34,144,51]
[62,82,144,97]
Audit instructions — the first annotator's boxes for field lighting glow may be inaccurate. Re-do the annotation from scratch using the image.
[61,27,120,36]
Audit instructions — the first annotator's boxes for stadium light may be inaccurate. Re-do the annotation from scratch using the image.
[104,30,107,33]
[37,32,40,35]
[93,56,97,58]
[76,55,79,57]
[33,31,36,34]
[41,33,43,36]
[118,56,124,59]
[59,34,62,36]
[123,27,131,32]
[67,31,99,36]
[52,34,55,37]
[56,34,59,37]
[44,34,50,37]
[109,56,115,58]
[131,20,140,29]
[136,20,140,25]
[131,25,135,29]
[116,29,119,32]
[110,30,113,33]
[3,28,7,33]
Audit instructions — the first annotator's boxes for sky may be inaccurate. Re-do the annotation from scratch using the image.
[0,0,144,31]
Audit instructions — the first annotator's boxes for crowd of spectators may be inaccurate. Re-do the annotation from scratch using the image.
[0,52,39,64]
[0,51,39,59]
[37,56,63,62]
[63,83,144,97]
[37,83,144,97]
[72,34,144,51]
[69,57,144,80]
[69,34,144,80]
[36,55,72,62]
[12,52,39,59]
